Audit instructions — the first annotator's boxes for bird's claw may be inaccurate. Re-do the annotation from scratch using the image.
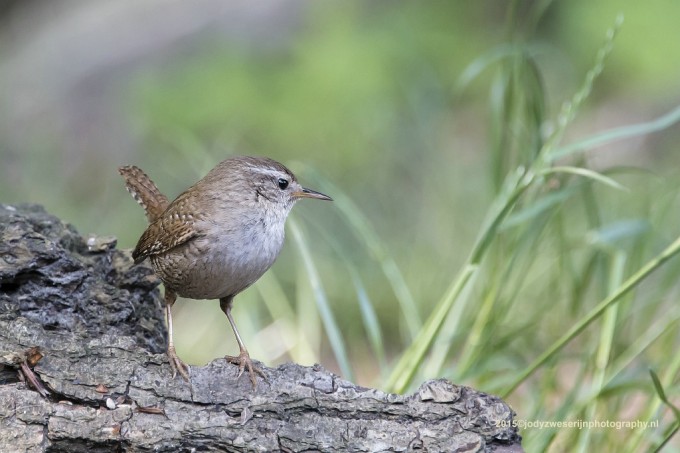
[225,350,266,389]
[168,345,190,381]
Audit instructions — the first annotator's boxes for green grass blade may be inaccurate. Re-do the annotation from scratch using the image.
[502,233,680,398]
[302,169,422,340]
[385,264,478,392]
[550,104,680,160]
[605,307,680,387]
[540,166,627,191]
[649,369,680,452]
[649,369,680,420]
[455,43,544,93]
[502,187,575,229]
[623,313,680,452]
[350,271,388,379]
[539,15,623,156]
[289,219,354,381]
[576,251,624,453]
[532,306,680,451]
[454,281,498,378]
[386,167,534,393]
[300,209,389,378]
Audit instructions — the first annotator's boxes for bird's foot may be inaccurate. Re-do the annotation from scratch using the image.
[167,345,190,381]
[225,350,266,389]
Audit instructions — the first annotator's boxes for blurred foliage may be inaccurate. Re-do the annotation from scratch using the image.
[554,0,680,97]
[131,2,492,166]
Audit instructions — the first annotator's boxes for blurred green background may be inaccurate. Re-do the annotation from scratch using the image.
[2,1,680,450]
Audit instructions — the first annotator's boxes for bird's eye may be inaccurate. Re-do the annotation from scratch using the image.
[277,178,289,190]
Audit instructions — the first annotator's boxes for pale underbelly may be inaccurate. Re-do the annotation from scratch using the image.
[150,234,282,300]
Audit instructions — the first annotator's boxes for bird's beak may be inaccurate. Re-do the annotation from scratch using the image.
[293,187,333,201]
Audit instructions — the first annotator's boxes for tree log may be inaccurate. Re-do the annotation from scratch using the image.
[0,203,522,452]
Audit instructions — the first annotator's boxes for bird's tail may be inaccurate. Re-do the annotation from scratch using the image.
[118,165,170,223]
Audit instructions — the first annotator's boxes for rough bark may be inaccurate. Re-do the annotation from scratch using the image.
[0,203,522,452]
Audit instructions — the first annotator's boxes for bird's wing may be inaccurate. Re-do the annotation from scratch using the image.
[132,194,201,263]
[118,166,170,223]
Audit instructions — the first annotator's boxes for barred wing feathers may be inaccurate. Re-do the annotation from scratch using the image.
[131,194,201,263]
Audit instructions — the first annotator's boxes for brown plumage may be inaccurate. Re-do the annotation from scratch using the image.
[119,166,201,264]
[131,193,200,264]
[118,156,332,389]
[118,166,170,223]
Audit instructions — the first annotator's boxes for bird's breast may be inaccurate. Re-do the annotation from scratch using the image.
[210,216,286,280]
[153,215,286,300]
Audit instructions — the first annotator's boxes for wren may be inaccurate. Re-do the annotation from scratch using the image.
[119,156,331,387]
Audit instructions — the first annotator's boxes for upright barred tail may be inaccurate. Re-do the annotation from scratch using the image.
[118,165,170,223]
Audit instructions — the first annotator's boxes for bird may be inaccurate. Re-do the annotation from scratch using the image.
[119,156,332,388]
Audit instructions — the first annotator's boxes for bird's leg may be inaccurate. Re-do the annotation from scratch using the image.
[164,289,190,380]
[220,296,266,388]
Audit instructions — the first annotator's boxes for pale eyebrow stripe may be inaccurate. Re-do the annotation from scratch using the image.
[248,166,285,178]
